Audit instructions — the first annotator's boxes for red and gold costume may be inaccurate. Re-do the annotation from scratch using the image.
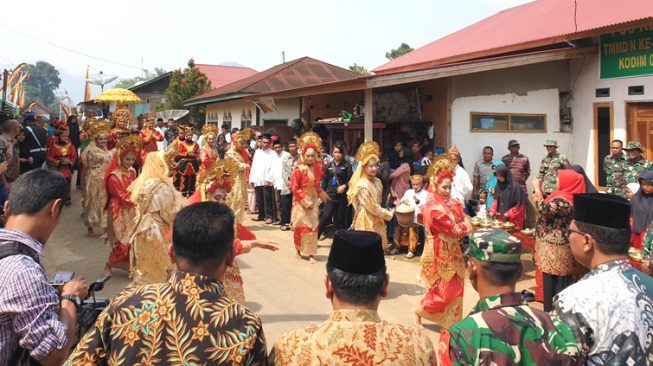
[416,156,470,329]
[103,134,142,267]
[46,133,78,179]
[173,125,200,196]
[81,119,113,231]
[290,132,326,257]
[224,128,252,223]
[198,123,219,177]
[139,113,164,162]
[107,109,131,150]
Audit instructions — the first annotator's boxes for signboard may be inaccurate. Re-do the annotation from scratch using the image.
[601,26,653,79]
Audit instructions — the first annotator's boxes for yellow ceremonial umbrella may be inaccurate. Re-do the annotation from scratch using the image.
[94,88,142,104]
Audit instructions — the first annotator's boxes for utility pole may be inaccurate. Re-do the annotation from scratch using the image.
[281,51,286,63]
[1,69,7,111]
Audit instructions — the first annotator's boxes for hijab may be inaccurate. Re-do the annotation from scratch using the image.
[568,165,598,193]
[631,170,653,233]
[485,160,505,209]
[544,169,585,204]
[493,165,527,214]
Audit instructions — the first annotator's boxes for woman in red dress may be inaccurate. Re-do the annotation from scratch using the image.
[139,113,164,163]
[173,125,200,197]
[46,123,78,205]
[102,134,142,275]
[198,124,218,177]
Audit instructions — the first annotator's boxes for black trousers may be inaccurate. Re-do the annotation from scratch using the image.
[318,199,348,237]
[263,186,275,220]
[542,273,572,312]
[255,186,266,220]
[279,193,292,225]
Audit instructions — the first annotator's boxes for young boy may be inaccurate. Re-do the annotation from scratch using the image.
[394,174,429,258]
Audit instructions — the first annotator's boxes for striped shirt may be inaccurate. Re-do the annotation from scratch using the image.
[502,153,531,193]
[0,229,67,363]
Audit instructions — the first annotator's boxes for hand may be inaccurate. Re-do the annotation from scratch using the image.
[0,161,8,174]
[61,277,89,300]
[336,185,346,194]
[252,239,280,251]
[27,157,34,164]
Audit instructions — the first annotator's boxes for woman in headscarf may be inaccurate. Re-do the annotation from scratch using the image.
[534,169,585,311]
[291,132,329,263]
[415,156,472,329]
[484,160,505,210]
[348,140,394,250]
[630,170,653,250]
[128,151,184,285]
[103,134,140,276]
[81,119,113,237]
[489,165,527,229]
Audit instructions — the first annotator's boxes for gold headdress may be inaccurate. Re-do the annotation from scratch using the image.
[197,158,238,202]
[179,124,194,135]
[296,131,322,155]
[111,108,131,128]
[355,140,381,165]
[426,154,455,185]
[201,123,219,138]
[83,118,111,140]
[144,112,157,122]
[115,133,143,158]
[235,128,252,144]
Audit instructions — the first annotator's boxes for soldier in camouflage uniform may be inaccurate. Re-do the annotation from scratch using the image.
[439,228,582,366]
[604,139,627,197]
[622,141,653,187]
[533,139,570,200]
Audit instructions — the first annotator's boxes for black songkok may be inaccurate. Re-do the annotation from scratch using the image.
[573,193,631,229]
[327,230,385,274]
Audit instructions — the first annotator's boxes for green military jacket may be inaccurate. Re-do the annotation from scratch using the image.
[538,153,569,195]
[623,157,653,185]
[604,153,627,197]
[441,293,581,365]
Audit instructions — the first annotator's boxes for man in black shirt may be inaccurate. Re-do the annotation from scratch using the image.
[318,141,353,239]
[19,113,47,171]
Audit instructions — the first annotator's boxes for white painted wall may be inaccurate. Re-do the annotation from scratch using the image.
[261,98,300,125]
[451,88,569,194]
[205,100,256,129]
[569,53,653,183]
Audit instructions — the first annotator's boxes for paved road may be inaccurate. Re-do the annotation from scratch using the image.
[42,188,538,349]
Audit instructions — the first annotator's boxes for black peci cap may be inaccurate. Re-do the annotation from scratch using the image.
[573,193,630,229]
[327,230,385,274]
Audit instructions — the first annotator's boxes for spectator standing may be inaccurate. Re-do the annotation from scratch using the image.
[604,139,627,197]
[473,146,494,198]
[272,139,290,225]
[502,139,531,194]
[20,113,48,171]
[163,118,178,146]
[449,145,473,204]
[249,134,275,223]
[622,141,653,185]
[533,139,570,201]
[318,141,353,239]
[66,115,82,189]
[279,139,299,231]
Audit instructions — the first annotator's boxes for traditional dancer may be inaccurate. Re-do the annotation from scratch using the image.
[46,121,77,205]
[198,123,219,177]
[129,151,184,285]
[107,108,131,150]
[103,134,141,275]
[187,158,278,304]
[347,140,394,250]
[291,132,329,263]
[80,119,113,236]
[139,112,164,164]
[173,125,200,197]
[224,128,252,223]
[415,156,472,329]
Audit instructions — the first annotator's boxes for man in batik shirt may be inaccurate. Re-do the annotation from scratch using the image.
[604,139,627,197]
[269,230,435,365]
[622,141,653,185]
[66,203,267,366]
[533,139,570,200]
[555,193,653,365]
[440,228,581,365]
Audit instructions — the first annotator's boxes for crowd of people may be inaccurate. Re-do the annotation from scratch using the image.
[1,107,653,365]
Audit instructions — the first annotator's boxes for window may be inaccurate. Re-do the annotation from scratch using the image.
[470,112,546,133]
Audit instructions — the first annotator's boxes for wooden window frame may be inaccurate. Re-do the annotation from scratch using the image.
[469,112,547,133]
[593,102,613,190]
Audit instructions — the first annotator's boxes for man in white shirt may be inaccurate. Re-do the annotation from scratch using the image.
[449,145,472,205]
[273,139,290,226]
[155,118,167,151]
[249,134,275,223]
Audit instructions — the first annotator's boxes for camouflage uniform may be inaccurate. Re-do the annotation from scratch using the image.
[439,228,582,366]
[604,153,627,197]
[622,157,653,185]
[538,153,569,196]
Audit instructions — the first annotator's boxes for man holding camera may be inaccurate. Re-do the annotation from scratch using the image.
[0,169,88,366]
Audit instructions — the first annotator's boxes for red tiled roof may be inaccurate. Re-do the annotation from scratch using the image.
[374,0,653,74]
[195,64,257,89]
[186,57,360,105]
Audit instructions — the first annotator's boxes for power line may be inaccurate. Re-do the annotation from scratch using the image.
[0,24,142,71]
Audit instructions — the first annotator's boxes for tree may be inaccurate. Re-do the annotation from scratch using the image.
[115,67,168,89]
[349,63,370,75]
[385,43,414,60]
[165,58,212,123]
[24,61,61,107]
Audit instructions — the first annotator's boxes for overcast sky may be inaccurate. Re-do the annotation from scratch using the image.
[0,0,530,103]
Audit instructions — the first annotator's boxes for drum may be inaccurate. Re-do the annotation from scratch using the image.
[395,204,415,227]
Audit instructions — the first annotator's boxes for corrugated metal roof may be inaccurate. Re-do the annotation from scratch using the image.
[186,57,360,105]
[195,64,258,89]
[374,0,653,74]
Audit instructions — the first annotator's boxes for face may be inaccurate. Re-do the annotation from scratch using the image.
[364,159,379,177]
[157,120,163,127]
[509,145,520,154]
[59,133,70,143]
[425,151,434,160]
[411,180,424,192]
[546,145,557,155]
[436,178,453,198]
[479,192,487,203]
[611,141,623,156]
[146,120,155,129]
[121,152,137,169]
[168,120,175,128]
[497,175,506,183]
[640,179,653,194]
[239,140,248,149]
[210,188,227,204]
[393,142,402,152]
[178,132,186,141]
[96,134,108,148]
[289,143,297,155]
[304,148,316,166]
[627,149,642,160]
[568,220,589,268]
[273,144,283,154]
[207,135,216,147]
[450,155,460,166]
[411,144,420,154]
[332,147,343,161]
[482,148,493,161]
[185,133,194,142]
[261,138,271,149]
[16,132,25,142]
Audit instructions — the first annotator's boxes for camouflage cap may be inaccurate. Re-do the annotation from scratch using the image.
[544,139,558,147]
[468,228,522,263]
[623,141,644,151]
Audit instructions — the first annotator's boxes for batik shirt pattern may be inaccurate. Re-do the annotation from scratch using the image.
[538,153,570,195]
[554,259,653,365]
[269,309,436,366]
[440,293,581,366]
[604,153,627,197]
[65,271,267,366]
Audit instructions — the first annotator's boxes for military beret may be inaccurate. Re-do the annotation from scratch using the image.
[468,228,521,263]
[327,230,385,274]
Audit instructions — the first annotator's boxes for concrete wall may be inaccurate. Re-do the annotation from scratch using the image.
[205,100,256,129]
[261,98,300,126]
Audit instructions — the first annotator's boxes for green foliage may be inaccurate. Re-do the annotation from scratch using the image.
[24,61,61,106]
[385,43,414,60]
[115,67,168,89]
[348,63,370,75]
[165,58,211,125]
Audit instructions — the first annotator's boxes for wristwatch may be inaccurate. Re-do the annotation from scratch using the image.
[61,294,82,309]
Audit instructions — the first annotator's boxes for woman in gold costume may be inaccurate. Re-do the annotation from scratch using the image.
[224,128,252,223]
[81,119,113,236]
[291,132,329,264]
[347,140,394,250]
[198,123,219,177]
[186,158,278,304]
[414,156,472,329]
[128,151,184,285]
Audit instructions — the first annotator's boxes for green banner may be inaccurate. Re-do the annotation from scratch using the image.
[600,26,653,79]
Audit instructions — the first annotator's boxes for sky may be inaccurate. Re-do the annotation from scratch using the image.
[0,0,531,104]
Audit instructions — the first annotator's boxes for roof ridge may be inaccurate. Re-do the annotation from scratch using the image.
[195,63,257,71]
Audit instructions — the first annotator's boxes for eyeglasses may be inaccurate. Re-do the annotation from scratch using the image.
[568,228,602,243]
